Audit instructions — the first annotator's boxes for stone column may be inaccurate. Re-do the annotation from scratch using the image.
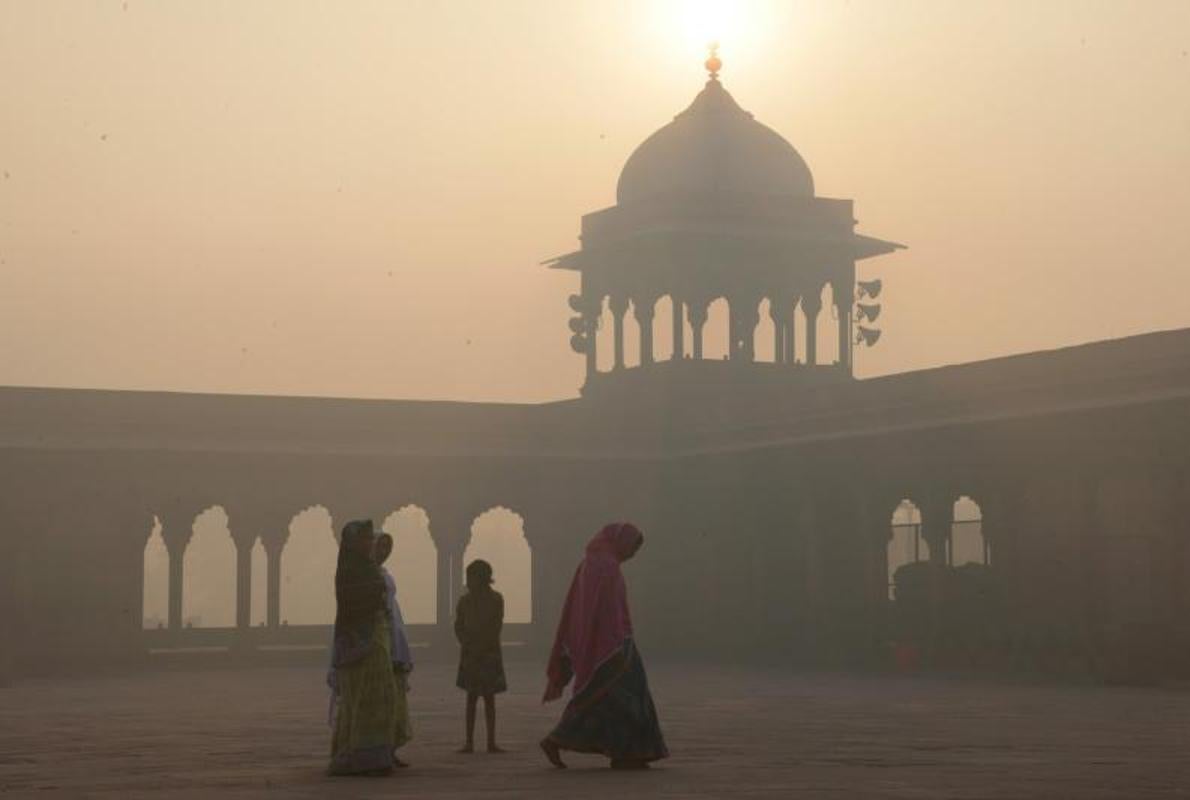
[610,295,629,370]
[584,313,597,380]
[832,277,853,370]
[262,533,285,629]
[738,300,759,362]
[920,494,954,566]
[689,300,709,360]
[837,300,852,370]
[233,535,254,633]
[802,290,822,367]
[431,509,470,646]
[634,300,655,366]
[787,296,800,365]
[160,514,193,632]
[671,295,684,361]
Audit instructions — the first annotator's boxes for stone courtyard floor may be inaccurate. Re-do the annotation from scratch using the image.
[3,659,1190,798]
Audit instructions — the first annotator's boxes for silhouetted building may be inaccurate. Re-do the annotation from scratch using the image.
[1,62,1188,682]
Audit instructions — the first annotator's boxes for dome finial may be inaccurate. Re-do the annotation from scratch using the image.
[705,40,722,81]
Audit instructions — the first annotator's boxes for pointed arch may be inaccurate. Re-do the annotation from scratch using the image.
[595,295,615,373]
[952,496,988,566]
[754,298,777,363]
[703,297,730,361]
[142,517,168,629]
[381,505,437,625]
[792,297,807,364]
[888,499,927,599]
[622,300,642,369]
[464,507,531,624]
[280,505,337,625]
[652,295,674,362]
[817,283,840,366]
[182,506,236,628]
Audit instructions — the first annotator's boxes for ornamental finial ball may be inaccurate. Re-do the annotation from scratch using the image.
[705,41,722,79]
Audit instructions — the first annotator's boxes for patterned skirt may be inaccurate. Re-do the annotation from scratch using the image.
[546,639,669,763]
[328,618,397,775]
[392,670,413,750]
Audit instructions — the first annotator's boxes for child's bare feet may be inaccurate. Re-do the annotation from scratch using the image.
[457,744,474,754]
[540,738,566,768]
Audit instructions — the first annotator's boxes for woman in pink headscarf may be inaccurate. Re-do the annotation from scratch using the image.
[539,522,669,769]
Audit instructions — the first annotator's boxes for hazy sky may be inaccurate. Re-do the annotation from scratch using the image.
[2,1,1188,402]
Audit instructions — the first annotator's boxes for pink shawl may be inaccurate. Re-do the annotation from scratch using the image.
[543,522,643,702]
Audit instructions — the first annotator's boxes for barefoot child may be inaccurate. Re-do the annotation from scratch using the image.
[454,559,507,753]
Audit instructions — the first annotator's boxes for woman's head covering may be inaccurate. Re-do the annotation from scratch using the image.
[332,518,385,668]
[465,559,494,589]
[339,518,375,554]
[374,532,394,564]
[544,522,643,702]
[585,521,644,562]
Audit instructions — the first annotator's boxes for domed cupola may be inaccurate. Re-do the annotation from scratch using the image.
[546,49,905,401]
[616,76,815,206]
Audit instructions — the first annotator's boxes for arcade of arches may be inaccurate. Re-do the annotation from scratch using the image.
[141,501,533,639]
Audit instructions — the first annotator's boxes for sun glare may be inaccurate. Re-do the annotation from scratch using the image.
[642,1,771,74]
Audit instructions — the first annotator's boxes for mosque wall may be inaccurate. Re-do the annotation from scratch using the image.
[1,335,1189,682]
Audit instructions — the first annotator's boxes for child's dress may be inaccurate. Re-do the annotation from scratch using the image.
[454,588,508,695]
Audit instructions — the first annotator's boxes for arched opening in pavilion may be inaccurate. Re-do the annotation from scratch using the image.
[380,505,437,625]
[280,505,337,625]
[652,295,674,362]
[181,506,236,628]
[703,297,730,361]
[754,298,777,363]
[951,496,988,566]
[888,499,927,599]
[792,297,808,364]
[622,300,642,369]
[463,507,531,624]
[595,296,615,373]
[816,283,840,366]
[142,517,168,629]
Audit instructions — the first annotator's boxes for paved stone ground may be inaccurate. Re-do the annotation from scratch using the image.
[3,659,1190,799]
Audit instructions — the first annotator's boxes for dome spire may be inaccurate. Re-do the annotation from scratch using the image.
[704,40,722,81]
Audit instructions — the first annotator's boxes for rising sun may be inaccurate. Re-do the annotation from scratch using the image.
[644,1,768,73]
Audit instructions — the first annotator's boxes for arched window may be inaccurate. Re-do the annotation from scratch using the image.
[888,499,927,599]
[951,496,988,566]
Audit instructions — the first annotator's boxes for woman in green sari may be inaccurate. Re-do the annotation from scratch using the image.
[328,519,398,777]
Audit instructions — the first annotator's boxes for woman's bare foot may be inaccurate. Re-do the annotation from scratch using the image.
[539,738,566,768]
[392,755,410,768]
[487,744,507,754]
[457,744,474,754]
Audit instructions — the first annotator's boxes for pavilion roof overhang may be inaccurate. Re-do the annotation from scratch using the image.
[543,230,904,271]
